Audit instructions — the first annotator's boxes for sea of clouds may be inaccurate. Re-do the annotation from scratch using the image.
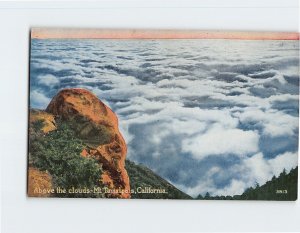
[30,39,299,197]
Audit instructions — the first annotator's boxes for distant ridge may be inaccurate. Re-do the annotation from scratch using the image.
[125,160,192,199]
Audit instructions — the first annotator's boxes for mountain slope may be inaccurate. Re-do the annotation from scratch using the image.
[125,160,192,199]
[240,167,298,201]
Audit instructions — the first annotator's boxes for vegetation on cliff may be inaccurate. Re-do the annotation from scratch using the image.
[29,119,104,197]
[44,88,131,198]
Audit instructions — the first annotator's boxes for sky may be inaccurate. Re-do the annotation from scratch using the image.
[29,37,299,197]
[31,28,300,40]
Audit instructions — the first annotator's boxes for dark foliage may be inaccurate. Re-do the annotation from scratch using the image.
[62,115,112,147]
[240,167,298,201]
[29,120,104,197]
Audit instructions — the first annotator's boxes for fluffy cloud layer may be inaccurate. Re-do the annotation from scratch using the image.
[37,74,60,87]
[29,39,299,197]
[234,107,298,137]
[182,126,260,160]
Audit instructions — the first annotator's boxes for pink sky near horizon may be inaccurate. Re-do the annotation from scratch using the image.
[31,28,299,40]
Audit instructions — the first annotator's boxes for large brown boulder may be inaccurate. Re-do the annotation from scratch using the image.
[46,88,130,198]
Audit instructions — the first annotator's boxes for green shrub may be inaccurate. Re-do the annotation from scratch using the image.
[29,121,104,197]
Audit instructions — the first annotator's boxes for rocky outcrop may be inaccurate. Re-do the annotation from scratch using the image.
[45,88,130,198]
[29,109,56,133]
[28,167,53,197]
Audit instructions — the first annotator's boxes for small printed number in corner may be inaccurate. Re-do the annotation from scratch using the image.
[276,189,288,194]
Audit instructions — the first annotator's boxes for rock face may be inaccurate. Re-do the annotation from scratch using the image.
[28,167,53,197]
[46,88,130,198]
[30,109,56,133]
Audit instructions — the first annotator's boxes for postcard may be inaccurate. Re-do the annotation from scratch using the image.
[28,28,299,200]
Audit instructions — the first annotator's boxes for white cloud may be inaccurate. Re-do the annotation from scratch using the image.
[166,119,207,135]
[214,179,247,196]
[244,153,272,185]
[116,97,168,114]
[234,108,298,137]
[122,103,238,128]
[268,152,298,176]
[175,165,247,197]
[225,93,270,109]
[175,168,218,197]
[182,125,260,160]
[37,74,59,86]
[30,90,51,109]
[244,151,298,186]
[249,69,287,84]
[268,94,298,103]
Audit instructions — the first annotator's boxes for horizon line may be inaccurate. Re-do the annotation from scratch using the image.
[31,28,300,40]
